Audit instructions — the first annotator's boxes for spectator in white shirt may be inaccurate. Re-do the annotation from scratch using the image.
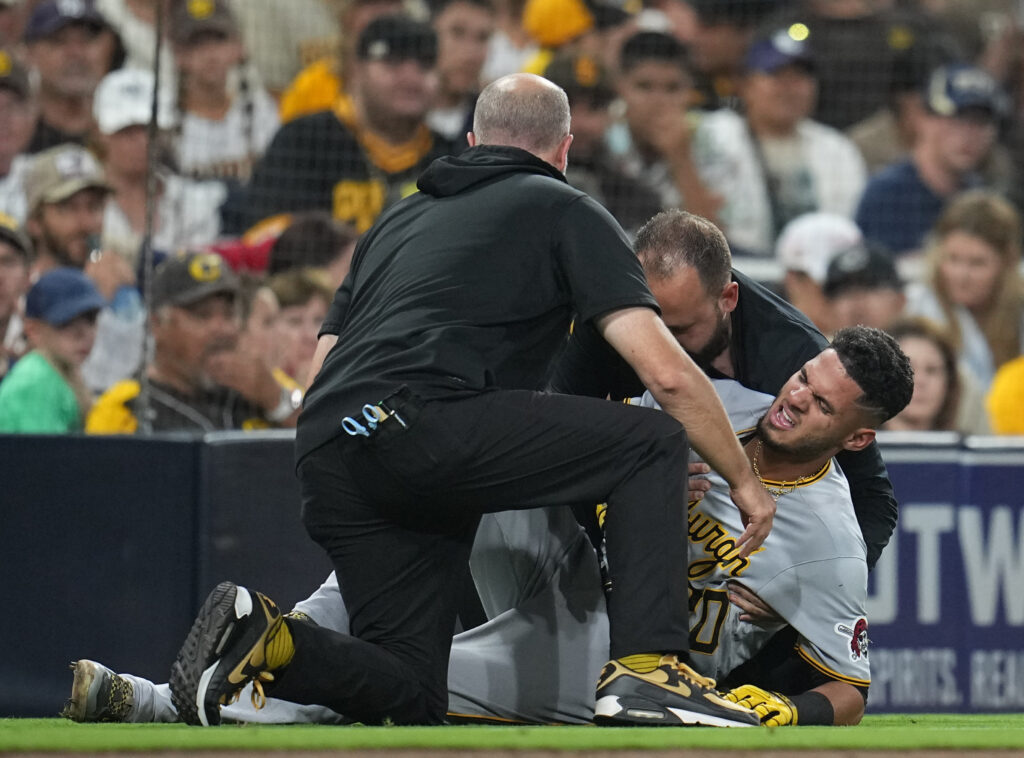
[92,67,224,268]
[694,27,867,257]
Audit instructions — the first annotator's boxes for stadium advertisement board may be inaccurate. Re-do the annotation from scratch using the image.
[868,436,1024,712]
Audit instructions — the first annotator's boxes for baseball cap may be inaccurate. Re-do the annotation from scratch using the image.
[923,63,1007,119]
[745,27,815,74]
[24,144,111,215]
[0,48,31,99]
[151,252,240,309]
[23,0,108,42]
[776,213,863,285]
[171,0,238,46]
[93,68,174,135]
[543,52,614,107]
[26,267,106,326]
[0,211,32,259]
[690,0,776,26]
[823,243,902,299]
[356,15,438,66]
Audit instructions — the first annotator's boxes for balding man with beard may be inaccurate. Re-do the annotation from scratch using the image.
[168,73,774,729]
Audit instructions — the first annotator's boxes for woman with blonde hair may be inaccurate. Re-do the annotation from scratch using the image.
[905,190,1024,390]
[883,317,989,435]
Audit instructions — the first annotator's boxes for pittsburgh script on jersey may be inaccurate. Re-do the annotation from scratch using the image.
[687,499,756,579]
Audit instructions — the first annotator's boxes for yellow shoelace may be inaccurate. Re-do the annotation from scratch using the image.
[222,671,276,711]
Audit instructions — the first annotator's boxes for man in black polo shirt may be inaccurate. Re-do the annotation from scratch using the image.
[549,209,897,571]
[169,73,773,729]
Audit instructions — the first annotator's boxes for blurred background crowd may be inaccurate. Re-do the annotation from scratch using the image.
[0,0,1023,437]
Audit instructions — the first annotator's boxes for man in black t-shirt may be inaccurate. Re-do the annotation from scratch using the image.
[169,73,774,730]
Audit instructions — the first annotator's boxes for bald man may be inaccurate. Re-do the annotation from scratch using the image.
[168,74,774,729]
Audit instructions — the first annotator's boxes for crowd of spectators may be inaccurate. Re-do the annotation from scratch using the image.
[1,0,1023,436]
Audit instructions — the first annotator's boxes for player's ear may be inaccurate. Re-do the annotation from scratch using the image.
[467,132,477,147]
[840,427,876,453]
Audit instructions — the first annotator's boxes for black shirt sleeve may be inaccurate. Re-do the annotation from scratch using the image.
[546,320,645,400]
[320,272,353,337]
[835,442,898,571]
[552,195,658,326]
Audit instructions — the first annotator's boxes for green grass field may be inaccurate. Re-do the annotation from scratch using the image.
[2,715,1024,753]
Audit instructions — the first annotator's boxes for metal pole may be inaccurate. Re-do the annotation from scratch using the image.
[136,2,166,435]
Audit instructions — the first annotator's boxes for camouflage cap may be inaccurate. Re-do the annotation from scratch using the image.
[24,144,111,215]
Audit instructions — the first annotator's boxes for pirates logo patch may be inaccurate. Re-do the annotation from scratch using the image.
[834,618,870,661]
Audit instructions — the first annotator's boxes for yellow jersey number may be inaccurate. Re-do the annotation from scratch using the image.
[689,585,729,655]
[332,180,386,233]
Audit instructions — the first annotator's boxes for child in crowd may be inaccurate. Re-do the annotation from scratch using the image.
[0,267,105,432]
[267,267,334,387]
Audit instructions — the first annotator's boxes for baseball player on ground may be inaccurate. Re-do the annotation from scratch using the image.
[63,326,912,728]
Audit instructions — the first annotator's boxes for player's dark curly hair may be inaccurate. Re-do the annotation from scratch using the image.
[831,326,914,424]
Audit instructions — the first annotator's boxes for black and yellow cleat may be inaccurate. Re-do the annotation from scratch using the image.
[169,582,291,726]
[594,654,759,727]
[61,660,134,723]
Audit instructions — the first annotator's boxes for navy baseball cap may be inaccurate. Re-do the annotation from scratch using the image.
[823,243,902,299]
[26,267,106,326]
[23,0,108,42]
[924,63,1007,119]
[357,15,437,66]
[745,28,815,74]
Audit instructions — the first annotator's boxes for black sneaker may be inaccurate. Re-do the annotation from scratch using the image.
[169,582,283,726]
[60,660,134,723]
[594,654,759,727]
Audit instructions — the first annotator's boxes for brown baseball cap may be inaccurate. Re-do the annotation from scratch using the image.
[152,252,240,309]
[171,0,238,46]
[0,48,31,99]
[24,144,111,215]
[0,211,32,259]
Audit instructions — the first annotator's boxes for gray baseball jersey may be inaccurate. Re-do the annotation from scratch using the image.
[633,381,871,688]
[447,379,870,723]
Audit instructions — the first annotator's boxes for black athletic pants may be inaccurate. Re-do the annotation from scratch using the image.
[270,388,691,724]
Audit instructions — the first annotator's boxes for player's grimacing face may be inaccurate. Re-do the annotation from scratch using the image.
[759,349,865,462]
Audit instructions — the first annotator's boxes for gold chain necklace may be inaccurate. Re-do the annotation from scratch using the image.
[752,439,807,503]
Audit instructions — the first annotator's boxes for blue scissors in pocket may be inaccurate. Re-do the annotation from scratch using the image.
[342,404,386,437]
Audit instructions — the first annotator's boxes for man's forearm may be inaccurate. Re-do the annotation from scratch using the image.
[598,308,751,488]
[306,334,339,389]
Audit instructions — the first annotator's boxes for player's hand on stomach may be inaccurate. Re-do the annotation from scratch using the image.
[726,581,784,626]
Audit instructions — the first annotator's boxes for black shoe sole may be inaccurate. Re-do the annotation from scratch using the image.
[169,582,244,727]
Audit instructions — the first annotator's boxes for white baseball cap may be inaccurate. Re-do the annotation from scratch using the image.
[775,213,862,285]
[93,68,175,136]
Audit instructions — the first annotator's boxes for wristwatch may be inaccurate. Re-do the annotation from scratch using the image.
[268,384,303,423]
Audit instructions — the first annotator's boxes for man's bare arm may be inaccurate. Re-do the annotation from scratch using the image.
[306,334,340,389]
[596,307,775,556]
